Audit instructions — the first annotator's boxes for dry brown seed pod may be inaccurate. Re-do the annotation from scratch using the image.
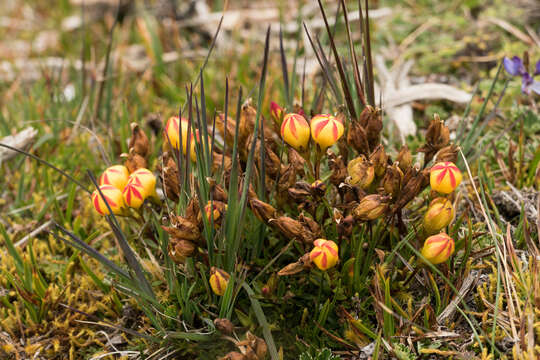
[363,106,383,151]
[269,216,304,241]
[278,253,312,276]
[169,239,196,263]
[419,114,450,164]
[352,194,389,221]
[123,148,147,173]
[347,156,375,189]
[347,120,370,156]
[435,144,459,163]
[128,122,149,158]
[220,351,245,360]
[169,215,201,240]
[288,148,306,176]
[396,144,413,172]
[249,198,277,223]
[328,151,347,187]
[381,163,403,198]
[369,144,388,177]
[392,168,429,211]
[214,318,234,335]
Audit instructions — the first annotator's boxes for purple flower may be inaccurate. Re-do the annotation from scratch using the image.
[503,56,540,95]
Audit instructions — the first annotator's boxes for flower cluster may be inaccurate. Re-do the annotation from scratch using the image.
[279,110,344,152]
[419,161,463,264]
[92,123,157,216]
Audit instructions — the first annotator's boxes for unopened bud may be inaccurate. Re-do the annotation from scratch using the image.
[281,113,311,151]
[209,267,230,296]
[423,197,454,234]
[270,101,284,124]
[430,162,462,194]
[420,233,455,265]
[92,185,126,215]
[99,165,129,191]
[310,114,344,150]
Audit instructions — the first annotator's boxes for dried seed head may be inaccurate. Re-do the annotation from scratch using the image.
[420,232,455,265]
[328,151,347,186]
[423,197,454,235]
[124,148,147,173]
[430,162,462,194]
[269,216,305,241]
[347,121,370,156]
[278,253,312,276]
[214,318,234,335]
[220,352,245,360]
[288,148,306,176]
[435,144,459,164]
[99,165,129,191]
[347,156,375,189]
[396,144,413,172]
[288,181,312,202]
[249,198,277,223]
[369,144,388,177]
[419,114,450,163]
[310,114,344,150]
[169,239,196,263]
[362,106,383,151]
[309,239,339,271]
[167,215,200,241]
[128,122,149,158]
[352,194,389,221]
[281,113,311,151]
[393,168,429,211]
[381,163,403,198]
[92,185,126,216]
[209,267,230,296]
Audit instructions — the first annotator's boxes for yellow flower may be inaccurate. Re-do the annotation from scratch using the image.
[92,185,126,215]
[310,114,344,150]
[122,168,157,209]
[165,116,198,161]
[420,233,455,265]
[209,267,230,296]
[423,197,454,234]
[430,162,462,194]
[99,165,129,191]
[129,168,157,198]
[280,113,310,151]
[122,182,146,209]
[309,239,339,271]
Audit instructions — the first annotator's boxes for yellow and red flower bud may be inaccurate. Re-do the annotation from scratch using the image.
[99,165,129,191]
[423,197,454,234]
[430,162,462,194]
[310,114,344,150]
[270,101,283,123]
[280,113,310,151]
[128,168,157,199]
[122,182,146,209]
[209,267,230,296]
[92,185,126,215]
[309,239,339,271]
[164,116,198,161]
[420,232,455,265]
